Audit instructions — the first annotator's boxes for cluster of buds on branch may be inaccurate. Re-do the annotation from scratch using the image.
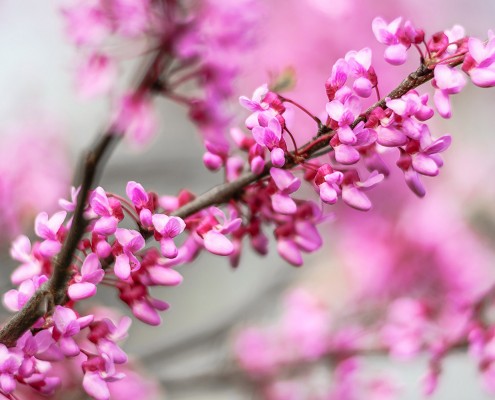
[0,2,495,398]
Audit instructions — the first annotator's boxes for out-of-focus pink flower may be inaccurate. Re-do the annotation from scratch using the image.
[112,93,157,146]
[0,125,70,243]
[76,53,117,99]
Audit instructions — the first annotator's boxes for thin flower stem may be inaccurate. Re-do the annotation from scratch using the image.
[279,96,321,125]
[284,126,299,155]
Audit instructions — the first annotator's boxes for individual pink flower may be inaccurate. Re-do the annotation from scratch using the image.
[151,214,186,258]
[62,3,111,46]
[88,317,131,365]
[3,275,49,313]
[372,16,408,65]
[345,47,374,97]
[83,354,125,400]
[433,64,467,118]
[252,116,282,150]
[89,187,123,236]
[68,253,105,301]
[386,90,434,122]
[114,229,145,280]
[341,170,384,211]
[463,34,495,87]
[197,207,242,256]
[76,53,117,99]
[118,281,170,326]
[325,58,349,100]
[34,211,66,258]
[58,186,81,213]
[314,165,343,204]
[112,93,157,146]
[52,306,93,357]
[9,235,42,285]
[270,168,302,215]
[326,95,362,145]
[239,84,270,112]
[0,344,22,394]
[125,181,150,210]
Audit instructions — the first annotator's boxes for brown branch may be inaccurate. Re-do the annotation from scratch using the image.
[0,49,169,347]
[172,61,447,220]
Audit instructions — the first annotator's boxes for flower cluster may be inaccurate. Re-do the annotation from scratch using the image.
[63,0,259,150]
[233,197,495,399]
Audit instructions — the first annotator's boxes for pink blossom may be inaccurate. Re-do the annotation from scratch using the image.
[62,3,111,46]
[9,235,42,285]
[151,214,186,258]
[88,317,131,364]
[239,84,270,112]
[112,93,157,146]
[463,34,495,87]
[386,90,434,122]
[83,354,125,400]
[34,211,66,258]
[341,170,383,211]
[270,168,301,215]
[372,17,408,65]
[76,53,117,99]
[89,187,122,236]
[68,253,105,301]
[114,229,145,280]
[433,64,467,118]
[53,306,93,357]
[252,116,282,149]
[4,275,49,313]
[58,186,81,213]
[197,207,242,256]
[0,344,22,394]
[326,95,362,144]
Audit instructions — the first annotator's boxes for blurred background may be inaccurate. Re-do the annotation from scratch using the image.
[1,0,495,398]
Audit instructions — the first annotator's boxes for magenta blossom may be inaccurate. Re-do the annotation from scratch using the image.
[433,64,467,118]
[9,235,42,285]
[151,214,186,258]
[372,16,408,65]
[52,306,93,357]
[270,168,301,215]
[68,253,105,301]
[34,211,66,258]
[83,354,125,400]
[89,187,123,236]
[197,207,242,256]
[76,52,117,99]
[112,93,157,146]
[114,229,145,280]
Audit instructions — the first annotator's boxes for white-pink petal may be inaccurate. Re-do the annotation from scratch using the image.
[68,282,97,301]
[203,230,234,256]
[83,371,110,400]
[114,254,131,280]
